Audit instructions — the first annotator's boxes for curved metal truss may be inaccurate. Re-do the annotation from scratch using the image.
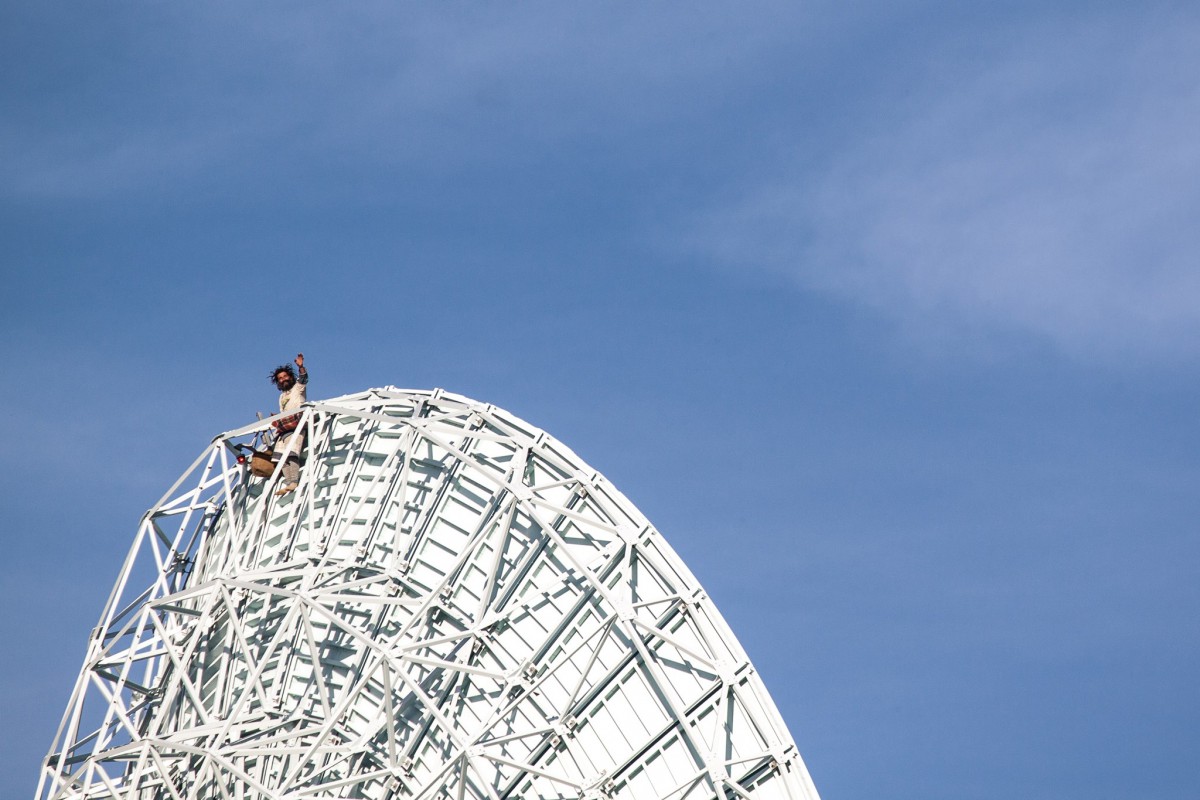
[38,388,821,800]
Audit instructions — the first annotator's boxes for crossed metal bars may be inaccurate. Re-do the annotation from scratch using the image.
[38,388,820,800]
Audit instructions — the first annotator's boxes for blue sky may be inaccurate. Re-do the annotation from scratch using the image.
[2,2,1198,797]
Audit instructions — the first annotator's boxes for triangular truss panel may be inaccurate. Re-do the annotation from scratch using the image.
[39,388,821,800]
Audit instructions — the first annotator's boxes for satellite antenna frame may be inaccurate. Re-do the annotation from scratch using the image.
[38,387,821,800]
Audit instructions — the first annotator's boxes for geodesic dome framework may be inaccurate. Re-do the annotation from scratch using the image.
[39,388,821,800]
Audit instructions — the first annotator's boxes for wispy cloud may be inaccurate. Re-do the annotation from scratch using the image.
[691,10,1200,360]
[1,2,818,200]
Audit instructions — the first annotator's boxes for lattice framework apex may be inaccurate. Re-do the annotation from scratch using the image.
[38,387,821,800]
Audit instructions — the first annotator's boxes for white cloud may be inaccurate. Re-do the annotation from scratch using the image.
[694,11,1200,360]
[2,2,820,200]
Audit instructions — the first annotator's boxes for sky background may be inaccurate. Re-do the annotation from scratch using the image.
[2,2,1198,798]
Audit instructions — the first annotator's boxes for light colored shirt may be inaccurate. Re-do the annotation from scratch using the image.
[276,370,308,457]
[279,371,308,414]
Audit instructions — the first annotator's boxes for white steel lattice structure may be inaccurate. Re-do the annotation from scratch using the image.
[39,388,821,800]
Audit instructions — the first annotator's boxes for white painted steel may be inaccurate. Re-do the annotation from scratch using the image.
[38,388,821,800]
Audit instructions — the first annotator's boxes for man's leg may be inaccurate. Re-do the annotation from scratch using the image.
[275,432,301,495]
[282,456,300,487]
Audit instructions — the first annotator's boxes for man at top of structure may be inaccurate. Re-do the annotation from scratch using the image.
[270,353,307,496]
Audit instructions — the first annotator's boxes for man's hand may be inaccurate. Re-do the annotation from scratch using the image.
[295,352,305,370]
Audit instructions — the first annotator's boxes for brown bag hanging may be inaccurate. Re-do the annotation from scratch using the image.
[250,450,277,478]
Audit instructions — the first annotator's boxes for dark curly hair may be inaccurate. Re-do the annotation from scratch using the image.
[270,364,297,386]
